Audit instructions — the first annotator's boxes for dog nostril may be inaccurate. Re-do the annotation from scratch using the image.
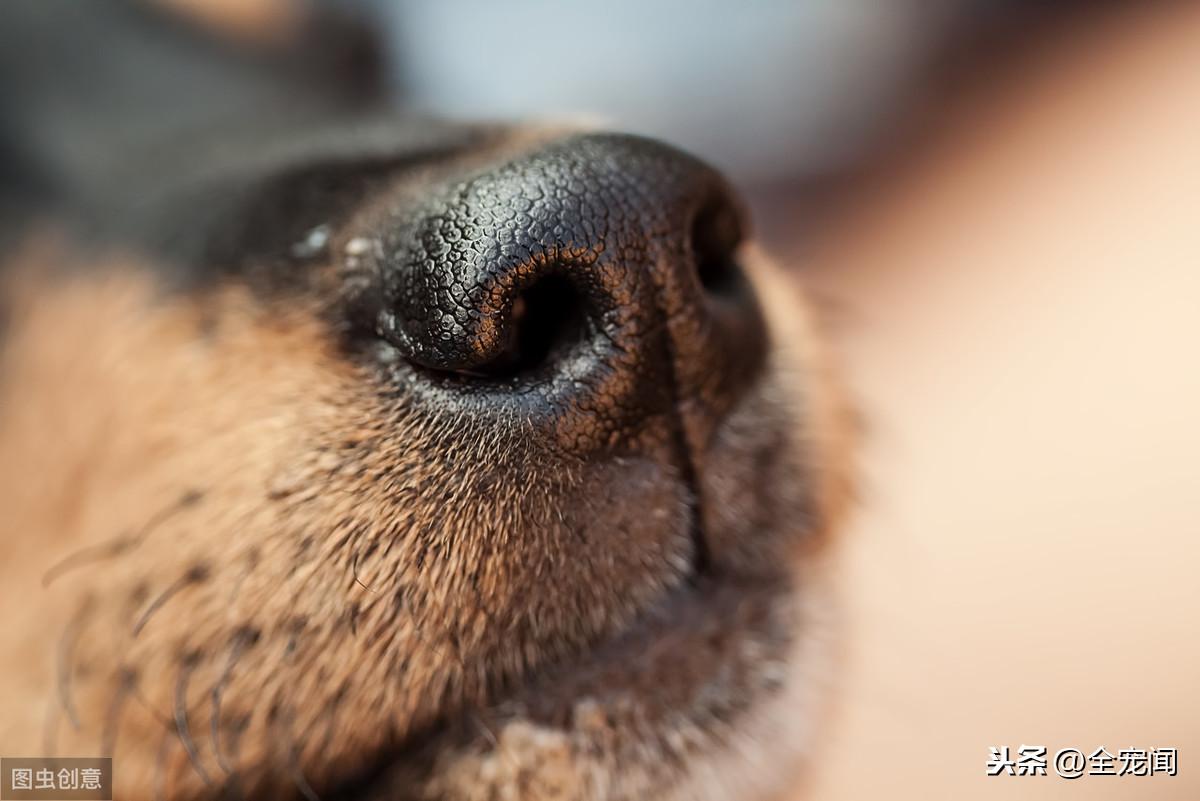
[690,196,745,296]
[364,133,768,446]
[472,275,588,378]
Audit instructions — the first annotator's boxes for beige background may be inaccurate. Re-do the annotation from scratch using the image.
[788,4,1200,799]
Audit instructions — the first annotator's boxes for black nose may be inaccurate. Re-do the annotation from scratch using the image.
[367,133,766,451]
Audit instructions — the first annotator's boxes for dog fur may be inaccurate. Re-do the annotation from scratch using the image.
[0,4,854,799]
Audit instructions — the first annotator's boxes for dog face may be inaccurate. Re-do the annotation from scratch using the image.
[0,3,853,799]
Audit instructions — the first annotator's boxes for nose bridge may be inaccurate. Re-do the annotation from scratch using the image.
[364,132,766,453]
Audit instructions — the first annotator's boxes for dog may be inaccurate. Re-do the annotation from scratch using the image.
[0,3,854,799]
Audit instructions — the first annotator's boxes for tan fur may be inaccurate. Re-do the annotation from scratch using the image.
[0,192,851,798]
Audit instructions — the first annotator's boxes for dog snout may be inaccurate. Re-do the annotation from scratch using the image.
[369,133,767,449]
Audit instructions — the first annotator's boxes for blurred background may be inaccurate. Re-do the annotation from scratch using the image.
[11,0,1200,798]
[376,0,947,182]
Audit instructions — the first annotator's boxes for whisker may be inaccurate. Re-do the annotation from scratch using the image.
[132,564,210,638]
[351,550,376,592]
[289,755,322,801]
[174,653,214,787]
[218,715,250,796]
[43,537,136,588]
[276,703,321,801]
[260,634,325,801]
[56,597,94,729]
[211,628,259,777]
[42,489,204,587]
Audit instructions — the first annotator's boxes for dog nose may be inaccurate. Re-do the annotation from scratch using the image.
[370,133,767,450]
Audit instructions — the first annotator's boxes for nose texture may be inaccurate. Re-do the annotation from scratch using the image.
[370,133,767,453]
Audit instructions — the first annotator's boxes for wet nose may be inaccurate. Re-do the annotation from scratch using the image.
[369,133,767,451]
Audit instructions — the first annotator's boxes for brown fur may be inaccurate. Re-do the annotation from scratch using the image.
[0,140,852,799]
